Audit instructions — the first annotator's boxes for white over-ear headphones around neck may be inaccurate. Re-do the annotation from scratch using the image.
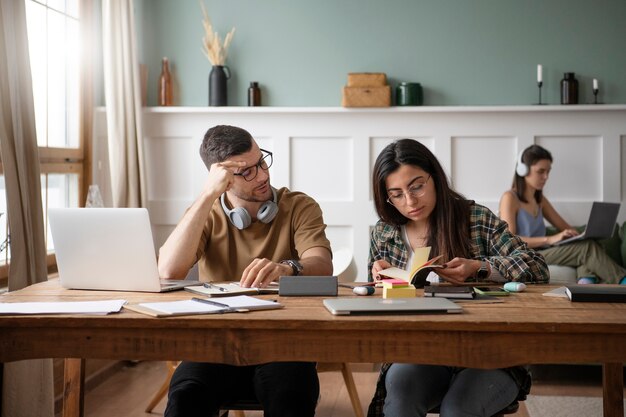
[516,150,529,177]
[220,187,279,230]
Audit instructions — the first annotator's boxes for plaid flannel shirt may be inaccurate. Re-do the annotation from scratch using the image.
[367,202,548,283]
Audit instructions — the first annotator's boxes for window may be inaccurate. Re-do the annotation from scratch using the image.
[0,0,93,287]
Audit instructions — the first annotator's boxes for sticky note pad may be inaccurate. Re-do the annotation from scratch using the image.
[383,285,416,299]
[381,279,409,288]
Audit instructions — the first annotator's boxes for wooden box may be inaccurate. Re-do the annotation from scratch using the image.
[342,86,391,107]
[347,72,387,87]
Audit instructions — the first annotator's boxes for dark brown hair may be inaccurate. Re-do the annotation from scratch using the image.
[512,145,553,203]
[372,139,471,261]
[199,125,254,170]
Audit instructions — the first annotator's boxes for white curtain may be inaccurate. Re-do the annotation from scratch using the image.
[102,0,146,208]
[0,0,54,416]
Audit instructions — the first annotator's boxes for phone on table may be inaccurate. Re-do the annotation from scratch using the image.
[473,286,510,296]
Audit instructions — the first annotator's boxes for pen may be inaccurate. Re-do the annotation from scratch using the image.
[203,282,228,292]
[191,297,230,308]
[191,297,249,313]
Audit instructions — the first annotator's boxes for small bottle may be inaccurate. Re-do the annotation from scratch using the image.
[560,72,578,105]
[85,184,104,208]
[158,57,173,106]
[248,82,261,106]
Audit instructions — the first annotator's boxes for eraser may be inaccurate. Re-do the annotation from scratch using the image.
[353,286,375,296]
[503,282,526,292]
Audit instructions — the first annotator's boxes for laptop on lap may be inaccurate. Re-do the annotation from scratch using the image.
[553,202,620,246]
[49,208,199,292]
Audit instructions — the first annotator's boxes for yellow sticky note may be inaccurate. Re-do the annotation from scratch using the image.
[383,285,417,299]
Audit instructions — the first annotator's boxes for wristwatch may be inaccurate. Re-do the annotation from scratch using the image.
[475,260,490,280]
[280,259,303,276]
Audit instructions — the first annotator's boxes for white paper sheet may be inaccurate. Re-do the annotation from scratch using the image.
[0,299,127,315]
[542,286,568,298]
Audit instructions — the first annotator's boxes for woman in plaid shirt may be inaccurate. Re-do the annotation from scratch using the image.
[367,139,548,417]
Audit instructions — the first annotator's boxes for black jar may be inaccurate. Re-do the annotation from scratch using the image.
[561,72,579,105]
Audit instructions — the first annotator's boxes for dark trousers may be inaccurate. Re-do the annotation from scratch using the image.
[164,361,319,417]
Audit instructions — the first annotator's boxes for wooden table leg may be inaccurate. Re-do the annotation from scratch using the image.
[63,358,85,417]
[0,362,4,413]
[603,363,624,417]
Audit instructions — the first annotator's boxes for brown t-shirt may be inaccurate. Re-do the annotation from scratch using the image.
[195,187,331,282]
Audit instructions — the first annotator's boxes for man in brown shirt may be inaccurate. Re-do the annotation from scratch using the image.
[159,125,332,417]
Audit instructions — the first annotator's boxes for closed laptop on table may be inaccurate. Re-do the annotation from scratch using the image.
[553,202,620,246]
[323,297,463,315]
[49,208,199,292]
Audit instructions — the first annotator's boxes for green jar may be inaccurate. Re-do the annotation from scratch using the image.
[396,82,423,106]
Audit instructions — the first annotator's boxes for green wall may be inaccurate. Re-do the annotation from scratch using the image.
[136,0,626,107]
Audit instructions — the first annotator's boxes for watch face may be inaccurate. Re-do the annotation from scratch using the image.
[282,259,303,276]
[477,262,489,279]
[291,260,303,274]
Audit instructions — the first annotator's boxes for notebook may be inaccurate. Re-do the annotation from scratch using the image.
[125,295,284,317]
[49,208,200,292]
[565,285,626,303]
[553,202,620,246]
[323,297,463,315]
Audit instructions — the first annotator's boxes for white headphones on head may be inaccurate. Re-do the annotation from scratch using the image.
[220,187,279,230]
[516,149,529,177]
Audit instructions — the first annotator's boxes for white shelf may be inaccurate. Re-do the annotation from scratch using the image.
[98,104,626,114]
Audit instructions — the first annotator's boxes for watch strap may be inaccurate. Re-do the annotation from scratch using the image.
[280,259,303,276]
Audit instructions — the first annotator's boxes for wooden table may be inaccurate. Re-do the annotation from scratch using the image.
[1,280,625,417]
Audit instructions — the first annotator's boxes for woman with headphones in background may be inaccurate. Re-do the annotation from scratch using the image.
[499,144,626,285]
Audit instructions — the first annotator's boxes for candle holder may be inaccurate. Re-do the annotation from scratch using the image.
[593,88,599,104]
[535,81,545,105]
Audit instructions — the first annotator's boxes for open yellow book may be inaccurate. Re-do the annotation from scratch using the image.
[378,247,444,288]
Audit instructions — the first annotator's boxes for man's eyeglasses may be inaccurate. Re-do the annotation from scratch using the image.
[386,175,431,206]
[234,149,273,182]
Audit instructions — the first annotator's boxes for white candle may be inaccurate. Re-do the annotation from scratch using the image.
[537,65,543,83]
[593,79,598,90]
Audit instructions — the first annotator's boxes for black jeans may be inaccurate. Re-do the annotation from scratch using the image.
[164,361,319,417]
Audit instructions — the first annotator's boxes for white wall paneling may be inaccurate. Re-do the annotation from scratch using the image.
[94,106,626,281]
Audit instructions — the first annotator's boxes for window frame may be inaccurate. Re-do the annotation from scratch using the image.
[0,0,94,288]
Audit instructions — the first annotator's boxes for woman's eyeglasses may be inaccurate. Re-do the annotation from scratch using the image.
[386,175,431,206]
[234,149,273,182]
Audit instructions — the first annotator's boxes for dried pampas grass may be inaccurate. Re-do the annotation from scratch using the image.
[200,2,235,66]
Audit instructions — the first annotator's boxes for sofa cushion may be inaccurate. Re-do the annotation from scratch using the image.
[548,265,577,285]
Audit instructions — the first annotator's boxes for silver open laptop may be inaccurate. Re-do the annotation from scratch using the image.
[323,297,463,315]
[49,208,199,292]
[553,202,620,246]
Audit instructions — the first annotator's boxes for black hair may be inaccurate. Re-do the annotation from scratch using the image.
[512,144,553,203]
[199,125,254,170]
[372,139,471,261]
